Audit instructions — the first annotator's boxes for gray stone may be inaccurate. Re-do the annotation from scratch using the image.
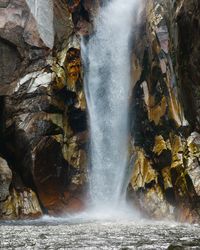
[0,157,12,201]
[0,38,21,85]
[25,0,54,48]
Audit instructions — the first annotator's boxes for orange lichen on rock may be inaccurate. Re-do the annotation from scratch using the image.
[65,48,81,91]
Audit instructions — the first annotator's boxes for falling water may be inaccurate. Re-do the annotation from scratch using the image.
[82,0,139,211]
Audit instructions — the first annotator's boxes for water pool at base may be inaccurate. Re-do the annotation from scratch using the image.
[1,217,200,249]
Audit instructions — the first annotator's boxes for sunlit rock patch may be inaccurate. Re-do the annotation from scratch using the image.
[1,188,42,219]
[129,0,200,223]
[0,157,42,219]
[0,157,12,202]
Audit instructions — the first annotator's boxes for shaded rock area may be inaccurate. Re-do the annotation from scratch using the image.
[0,156,42,219]
[0,0,92,218]
[0,0,200,223]
[128,0,200,223]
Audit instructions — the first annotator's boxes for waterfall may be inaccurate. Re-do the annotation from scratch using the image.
[82,0,139,211]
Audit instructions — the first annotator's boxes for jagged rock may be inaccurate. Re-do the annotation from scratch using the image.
[0,160,42,219]
[130,148,174,220]
[186,132,200,196]
[131,148,157,189]
[32,136,72,213]
[129,0,200,222]
[0,0,86,218]
[162,166,173,191]
[65,48,81,92]
[25,0,54,48]
[0,188,42,219]
[141,185,174,220]
[0,157,12,201]
[143,83,168,126]
[174,0,200,128]
[0,0,74,96]
[153,135,172,169]
[66,0,98,35]
[0,38,21,85]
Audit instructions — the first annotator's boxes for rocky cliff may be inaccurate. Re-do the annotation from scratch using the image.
[0,0,200,222]
[129,0,200,223]
[0,0,89,219]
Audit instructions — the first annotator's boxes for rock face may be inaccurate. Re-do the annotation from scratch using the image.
[128,0,200,223]
[0,188,42,219]
[0,0,200,223]
[0,157,12,201]
[0,157,42,219]
[0,0,90,218]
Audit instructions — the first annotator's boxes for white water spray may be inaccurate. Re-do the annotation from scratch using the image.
[82,0,140,212]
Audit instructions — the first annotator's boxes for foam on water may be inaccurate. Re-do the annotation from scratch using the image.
[2,217,200,250]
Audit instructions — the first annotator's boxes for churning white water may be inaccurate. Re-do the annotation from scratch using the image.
[82,0,140,211]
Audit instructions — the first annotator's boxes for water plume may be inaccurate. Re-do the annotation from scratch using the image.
[82,0,141,213]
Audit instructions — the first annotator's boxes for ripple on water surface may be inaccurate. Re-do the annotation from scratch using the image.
[0,217,200,249]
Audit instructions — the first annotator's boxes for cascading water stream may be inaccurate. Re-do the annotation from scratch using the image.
[82,0,139,212]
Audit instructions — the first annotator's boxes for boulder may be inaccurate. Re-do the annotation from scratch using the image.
[1,188,42,219]
[0,157,12,201]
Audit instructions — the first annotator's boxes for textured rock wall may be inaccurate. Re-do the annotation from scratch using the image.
[0,0,92,218]
[129,0,200,223]
[0,0,199,222]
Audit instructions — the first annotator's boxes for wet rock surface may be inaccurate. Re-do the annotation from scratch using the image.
[129,0,200,223]
[0,188,42,219]
[0,0,88,218]
[0,156,42,219]
[0,0,200,222]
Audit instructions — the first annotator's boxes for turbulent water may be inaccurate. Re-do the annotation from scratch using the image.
[1,218,200,249]
[82,0,140,209]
